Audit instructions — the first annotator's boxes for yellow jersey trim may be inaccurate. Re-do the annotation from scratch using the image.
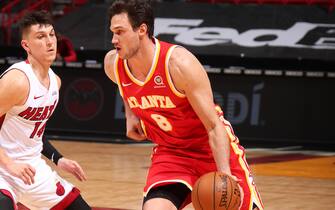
[230,141,264,209]
[140,119,147,137]
[165,45,185,98]
[114,55,123,97]
[124,38,161,86]
[143,179,192,197]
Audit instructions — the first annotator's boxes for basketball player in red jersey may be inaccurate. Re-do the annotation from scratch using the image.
[0,11,91,209]
[105,1,264,210]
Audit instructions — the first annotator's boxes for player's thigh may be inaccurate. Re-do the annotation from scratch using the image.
[20,163,74,209]
[145,154,199,190]
[143,198,176,210]
[143,183,190,210]
[0,174,17,209]
[0,190,15,210]
[65,194,91,210]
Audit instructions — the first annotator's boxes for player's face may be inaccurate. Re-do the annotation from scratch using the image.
[110,13,140,59]
[21,24,57,64]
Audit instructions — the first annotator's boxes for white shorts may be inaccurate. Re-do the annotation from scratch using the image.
[0,158,74,210]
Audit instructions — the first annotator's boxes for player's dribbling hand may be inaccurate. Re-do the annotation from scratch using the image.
[126,116,146,141]
[7,162,36,185]
[220,170,244,206]
[57,157,87,181]
[127,123,146,141]
[221,168,242,183]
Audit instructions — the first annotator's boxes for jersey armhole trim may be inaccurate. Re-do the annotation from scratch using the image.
[165,46,185,98]
[114,55,124,98]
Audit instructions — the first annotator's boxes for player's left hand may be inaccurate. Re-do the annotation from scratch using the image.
[57,158,87,181]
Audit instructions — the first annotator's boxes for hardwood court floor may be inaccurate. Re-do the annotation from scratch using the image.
[47,140,335,210]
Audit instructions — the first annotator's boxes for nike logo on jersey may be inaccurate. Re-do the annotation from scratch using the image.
[34,95,44,100]
[122,82,132,87]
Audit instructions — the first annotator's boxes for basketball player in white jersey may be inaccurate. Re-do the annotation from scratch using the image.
[0,11,91,210]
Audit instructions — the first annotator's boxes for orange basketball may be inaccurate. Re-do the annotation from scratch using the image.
[192,172,241,210]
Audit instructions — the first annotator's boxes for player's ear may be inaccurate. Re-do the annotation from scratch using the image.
[138,23,148,37]
[21,39,29,51]
[21,40,30,54]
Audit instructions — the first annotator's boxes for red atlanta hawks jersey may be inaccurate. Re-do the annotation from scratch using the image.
[0,61,58,162]
[115,38,212,157]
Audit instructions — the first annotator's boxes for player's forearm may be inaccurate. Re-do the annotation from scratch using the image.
[123,98,136,119]
[41,136,63,165]
[208,125,231,173]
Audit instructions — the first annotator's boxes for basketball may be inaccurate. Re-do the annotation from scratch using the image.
[192,172,241,210]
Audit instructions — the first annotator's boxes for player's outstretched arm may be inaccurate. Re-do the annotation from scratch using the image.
[0,69,36,185]
[57,157,87,181]
[168,47,232,176]
[42,136,87,181]
[42,75,87,181]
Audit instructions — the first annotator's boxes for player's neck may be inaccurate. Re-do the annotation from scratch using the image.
[27,56,50,78]
[27,56,51,88]
[127,38,156,81]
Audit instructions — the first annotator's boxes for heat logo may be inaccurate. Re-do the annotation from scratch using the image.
[64,78,104,121]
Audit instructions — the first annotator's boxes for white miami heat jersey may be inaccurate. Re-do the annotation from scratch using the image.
[0,61,59,163]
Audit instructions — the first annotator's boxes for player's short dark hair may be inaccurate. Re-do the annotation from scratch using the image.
[108,0,154,38]
[19,10,54,38]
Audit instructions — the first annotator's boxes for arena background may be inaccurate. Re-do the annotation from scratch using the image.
[1,0,334,149]
[0,1,335,210]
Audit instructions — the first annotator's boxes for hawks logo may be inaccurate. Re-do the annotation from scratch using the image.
[64,78,104,121]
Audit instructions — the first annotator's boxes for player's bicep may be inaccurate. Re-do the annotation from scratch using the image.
[170,49,218,131]
[184,71,218,132]
[0,70,29,116]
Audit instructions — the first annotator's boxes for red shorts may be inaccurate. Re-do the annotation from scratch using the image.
[144,143,263,210]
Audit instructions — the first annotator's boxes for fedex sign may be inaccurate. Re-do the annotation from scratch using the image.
[154,18,335,49]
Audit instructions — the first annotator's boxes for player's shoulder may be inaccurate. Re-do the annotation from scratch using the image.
[0,68,29,94]
[168,46,200,76]
[104,49,117,83]
[1,68,28,85]
[169,46,196,68]
[104,49,117,71]
[104,49,117,65]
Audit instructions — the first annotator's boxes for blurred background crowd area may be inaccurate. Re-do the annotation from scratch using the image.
[0,0,334,150]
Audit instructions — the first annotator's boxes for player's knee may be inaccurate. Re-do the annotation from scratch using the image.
[65,195,91,210]
[0,192,14,210]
